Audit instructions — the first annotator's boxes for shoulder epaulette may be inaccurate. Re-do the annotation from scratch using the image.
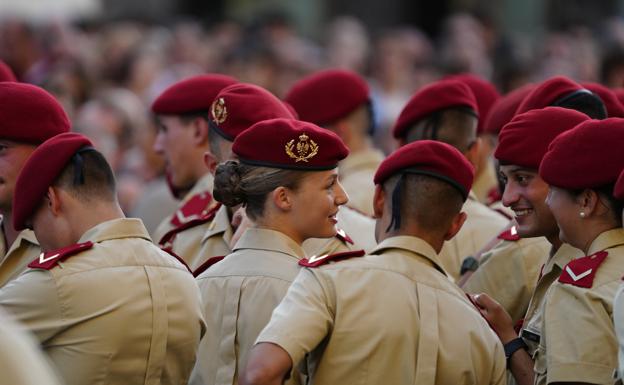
[299,249,365,268]
[335,228,354,245]
[28,241,94,270]
[193,256,225,277]
[497,226,520,242]
[558,250,608,288]
[161,247,192,274]
[159,198,221,245]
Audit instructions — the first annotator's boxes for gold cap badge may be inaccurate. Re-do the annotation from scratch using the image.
[211,97,227,124]
[285,133,319,162]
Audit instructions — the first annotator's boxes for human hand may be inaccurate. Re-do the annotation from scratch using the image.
[472,293,517,344]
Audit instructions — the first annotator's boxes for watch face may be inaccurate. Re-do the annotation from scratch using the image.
[460,256,479,275]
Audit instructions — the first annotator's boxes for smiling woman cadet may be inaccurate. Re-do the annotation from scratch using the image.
[535,118,624,385]
[192,118,350,385]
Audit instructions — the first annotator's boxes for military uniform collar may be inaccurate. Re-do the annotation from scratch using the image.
[233,227,305,260]
[467,189,478,202]
[542,242,581,277]
[371,235,447,276]
[182,173,214,203]
[338,148,384,175]
[78,218,151,244]
[0,215,39,260]
[201,204,233,243]
[587,227,624,256]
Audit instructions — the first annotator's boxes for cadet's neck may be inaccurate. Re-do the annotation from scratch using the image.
[1,211,19,247]
[67,201,125,244]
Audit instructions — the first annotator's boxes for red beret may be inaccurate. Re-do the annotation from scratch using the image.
[483,84,536,135]
[447,73,500,134]
[393,79,478,139]
[284,69,369,125]
[151,74,237,115]
[495,107,589,169]
[0,60,16,82]
[233,118,349,170]
[374,140,474,200]
[614,88,624,107]
[581,82,624,118]
[13,133,94,231]
[515,76,585,115]
[210,83,295,141]
[615,170,624,200]
[539,118,624,189]
[0,83,70,143]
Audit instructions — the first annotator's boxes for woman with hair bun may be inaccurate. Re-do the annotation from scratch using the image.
[190,118,350,385]
[534,118,624,385]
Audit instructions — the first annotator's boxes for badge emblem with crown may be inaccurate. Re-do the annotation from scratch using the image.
[211,97,227,124]
[285,133,319,162]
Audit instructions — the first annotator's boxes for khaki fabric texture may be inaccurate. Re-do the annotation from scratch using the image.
[0,219,40,287]
[337,148,384,217]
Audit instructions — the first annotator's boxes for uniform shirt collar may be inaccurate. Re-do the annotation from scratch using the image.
[201,204,233,243]
[233,227,305,260]
[78,218,152,244]
[370,235,447,276]
[543,242,583,276]
[183,173,214,202]
[587,227,624,256]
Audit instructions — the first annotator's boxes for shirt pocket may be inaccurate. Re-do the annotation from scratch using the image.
[532,344,547,376]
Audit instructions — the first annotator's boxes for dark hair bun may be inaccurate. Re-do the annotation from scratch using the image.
[214,160,245,206]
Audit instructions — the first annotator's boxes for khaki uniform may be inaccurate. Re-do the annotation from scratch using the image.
[153,174,219,270]
[613,283,624,382]
[463,235,552,323]
[0,218,205,385]
[257,236,506,384]
[534,229,624,384]
[0,217,40,287]
[0,308,63,385]
[191,228,305,385]
[440,191,508,280]
[338,148,385,216]
[472,160,499,204]
[197,204,237,262]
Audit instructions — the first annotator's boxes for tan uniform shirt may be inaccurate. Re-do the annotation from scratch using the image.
[473,160,499,204]
[191,228,305,385]
[197,204,236,261]
[0,217,40,287]
[0,308,64,385]
[0,218,205,385]
[535,229,624,384]
[338,148,385,217]
[440,191,508,280]
[153,173,218,270]
[257,236,506,385]
[463,235,552,323]
[613,283,624,382]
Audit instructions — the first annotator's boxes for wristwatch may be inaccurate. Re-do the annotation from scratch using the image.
[460,256,479,275]
[504,337,528,368]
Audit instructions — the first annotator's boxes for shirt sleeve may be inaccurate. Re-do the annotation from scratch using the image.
[0,269,64,344]
[544,281,617,384]
[255,268,335,367]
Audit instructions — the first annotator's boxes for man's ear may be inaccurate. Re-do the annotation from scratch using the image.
[192,117,210,145]
[271,186,293,212]
[444,211,467,241]
[373,185,386,219]
[46,186,63,216]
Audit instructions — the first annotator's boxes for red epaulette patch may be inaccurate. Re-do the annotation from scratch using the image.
[335,228,354,245]
[161,247,192,273]
[159,200,221,245]
[193,256,225,277]
[558,250,608,288]
[28,241,94,270]
[498,226,520,242]
[299,249,365,268]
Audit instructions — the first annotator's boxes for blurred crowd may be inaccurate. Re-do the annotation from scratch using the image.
[3,11,624,230]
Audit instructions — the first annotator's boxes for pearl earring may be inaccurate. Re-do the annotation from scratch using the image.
[579,212,586,218]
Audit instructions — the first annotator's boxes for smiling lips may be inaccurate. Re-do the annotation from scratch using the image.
[513,208,533,218]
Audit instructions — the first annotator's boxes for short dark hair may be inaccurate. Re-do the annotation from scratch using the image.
[384,173,464,233]
[54,148,117,203]
[404,107,478,152]
[552,90,607,119]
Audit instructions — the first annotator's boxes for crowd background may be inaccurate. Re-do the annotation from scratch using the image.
[3,0,624,232]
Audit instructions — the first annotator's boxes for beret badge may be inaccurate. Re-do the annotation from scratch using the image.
[285,133,319,162]
[211,97,228,124]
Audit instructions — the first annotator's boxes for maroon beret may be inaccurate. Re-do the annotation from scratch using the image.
[374,140,474,200]
[0,82,70,143]
[483,84,535,135]
[615,170,624,200]
[447,73,500,134]
[13,133,94,231]
[581,82,624,118]
[393,79,478,139]
[539,118,624,189]
[233,118,349,170]
[614,88,624,107]
[151,74,237,115]
[515,76,585,115]
[0,60,16,82]
[284,69,369,125]
[495,107,589,169]
[210,83,295,141]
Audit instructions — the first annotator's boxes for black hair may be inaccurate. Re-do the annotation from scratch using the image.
[54,148,117,202]
[552,90,607,119]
